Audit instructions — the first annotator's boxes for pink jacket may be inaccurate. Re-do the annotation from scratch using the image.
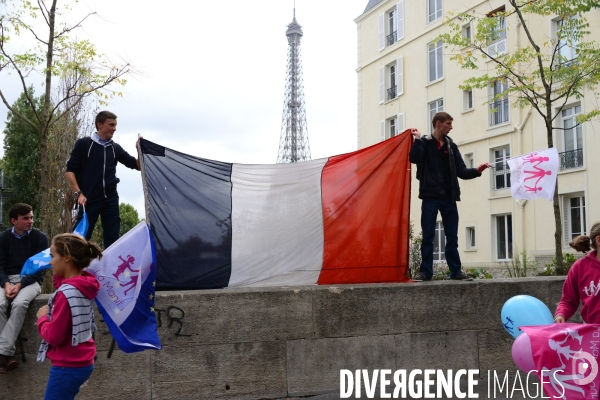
[555,250,600,324]
[36,271,100,367]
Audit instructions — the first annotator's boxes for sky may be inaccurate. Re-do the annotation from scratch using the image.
[0,0,368,219]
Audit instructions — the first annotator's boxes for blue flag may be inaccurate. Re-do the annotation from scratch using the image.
[20,214,90,277]
[85,222,162,353]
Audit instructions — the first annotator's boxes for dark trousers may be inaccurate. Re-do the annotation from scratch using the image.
[44,365,94,400]
[420,198,462,279]
[77,194,120,249]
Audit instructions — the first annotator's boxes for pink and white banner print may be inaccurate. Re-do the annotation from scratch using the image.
[507,148,559,201]
[522,324,600,400]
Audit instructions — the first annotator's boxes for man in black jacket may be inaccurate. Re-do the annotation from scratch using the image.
[409,112,490,281]
[0,203,48,373]
[65,111,140,249]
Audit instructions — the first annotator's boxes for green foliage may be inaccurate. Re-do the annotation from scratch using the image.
[2,87,44,212]
[503,251,537,277]
[545,252,578,275]
[408,221,422,279]
[90,203,141,249]
[437,1,600,123]
[437,0,600,273]
[120,203,141,236]
[432,262,450,280]
[0,0,133,235]
[466,268,493,279]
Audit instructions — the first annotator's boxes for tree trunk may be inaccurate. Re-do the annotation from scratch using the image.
[38,0,58,235]
[546,114,564,273]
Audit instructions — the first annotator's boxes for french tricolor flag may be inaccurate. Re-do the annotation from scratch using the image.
[139,132,412,290]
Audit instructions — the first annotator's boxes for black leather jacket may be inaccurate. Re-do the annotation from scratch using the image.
[409,134,480,201]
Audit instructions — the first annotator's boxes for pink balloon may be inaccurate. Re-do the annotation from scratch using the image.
[512,332,536,372]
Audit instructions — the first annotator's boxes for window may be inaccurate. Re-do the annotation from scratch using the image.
[428,40,444,83]
[466,226,476,250]
[379,57,403,103]
[493,146,510,190]
[487,7,507,56]
[464,152,474,168]
[428,0,442,23]
[559,105,583,169]
[428,98,443,134]
[496,215,513,260]
[434,221,445,261]
[381,114,405,140]
[388,65,397,100]
[563,194,586,244]
[462,23,471,40]
[489,79,509,125]
[388,9,397,46]
[463,90,473,111]
[556,18,577,66]
[378,1,405,51]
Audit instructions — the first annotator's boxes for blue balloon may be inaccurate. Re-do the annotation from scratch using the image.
[501,295,554,338]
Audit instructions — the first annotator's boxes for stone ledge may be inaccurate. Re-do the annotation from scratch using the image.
[1,277,570,399]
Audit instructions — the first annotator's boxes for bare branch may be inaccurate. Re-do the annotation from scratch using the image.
[509,0,550,94]
[0,43,44,124]
[0,89,39,130]
[37,0,50,26]
[54,12,96,39]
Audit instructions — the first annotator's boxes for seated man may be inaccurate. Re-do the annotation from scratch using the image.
[0,203,48,373]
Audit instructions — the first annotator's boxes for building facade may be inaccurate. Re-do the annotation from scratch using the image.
[355,0,600,269]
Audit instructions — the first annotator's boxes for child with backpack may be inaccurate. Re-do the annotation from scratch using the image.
[36,234,102,400]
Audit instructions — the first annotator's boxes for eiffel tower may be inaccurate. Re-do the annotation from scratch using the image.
[276,8,311,163]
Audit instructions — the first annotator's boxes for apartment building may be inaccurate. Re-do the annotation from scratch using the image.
[355,0,600,269]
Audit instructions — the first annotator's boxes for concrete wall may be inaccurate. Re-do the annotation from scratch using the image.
[0,277,573,399]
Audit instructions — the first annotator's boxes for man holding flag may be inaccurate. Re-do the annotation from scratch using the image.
[0,203,48,373]
[410,112,491,281]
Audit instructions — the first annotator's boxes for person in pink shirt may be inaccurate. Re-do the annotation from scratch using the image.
[555,221,600,324]
[36,234,102,400]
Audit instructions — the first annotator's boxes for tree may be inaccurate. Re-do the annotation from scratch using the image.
[437,0,600,271]
[90,203,142,249]
[2,87,43,212]
[0,0,132,234]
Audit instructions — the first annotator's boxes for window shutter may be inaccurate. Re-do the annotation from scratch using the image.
[379,67,385,104]
[396,113,405,134]
[396,56,403,95]
[397,1,404,41]
[380,120,385,141]
[378,13,385,51]
[562,196,570,246]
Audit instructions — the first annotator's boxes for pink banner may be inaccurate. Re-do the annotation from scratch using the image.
[522,324,600,399]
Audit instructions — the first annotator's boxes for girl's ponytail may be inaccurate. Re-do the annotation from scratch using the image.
[569,221,600,253]
[52,233,103,270]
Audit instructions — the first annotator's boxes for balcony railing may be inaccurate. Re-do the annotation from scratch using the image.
[387,31,397,46]
[493,164,511,190]
[489,98,509,126]
[387,85,397,100]
[559,148,584,170]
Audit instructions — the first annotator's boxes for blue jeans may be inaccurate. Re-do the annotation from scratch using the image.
[44,364,94,400]
[77,194,120,248]
[420,198,462,279]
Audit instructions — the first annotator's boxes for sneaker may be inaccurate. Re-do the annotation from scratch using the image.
[0,356,7,374]
[412,272,432,282]
[448,271,474,281]
[5,356,18,371]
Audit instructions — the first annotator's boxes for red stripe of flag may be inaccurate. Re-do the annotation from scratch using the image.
[318,131,412,284]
